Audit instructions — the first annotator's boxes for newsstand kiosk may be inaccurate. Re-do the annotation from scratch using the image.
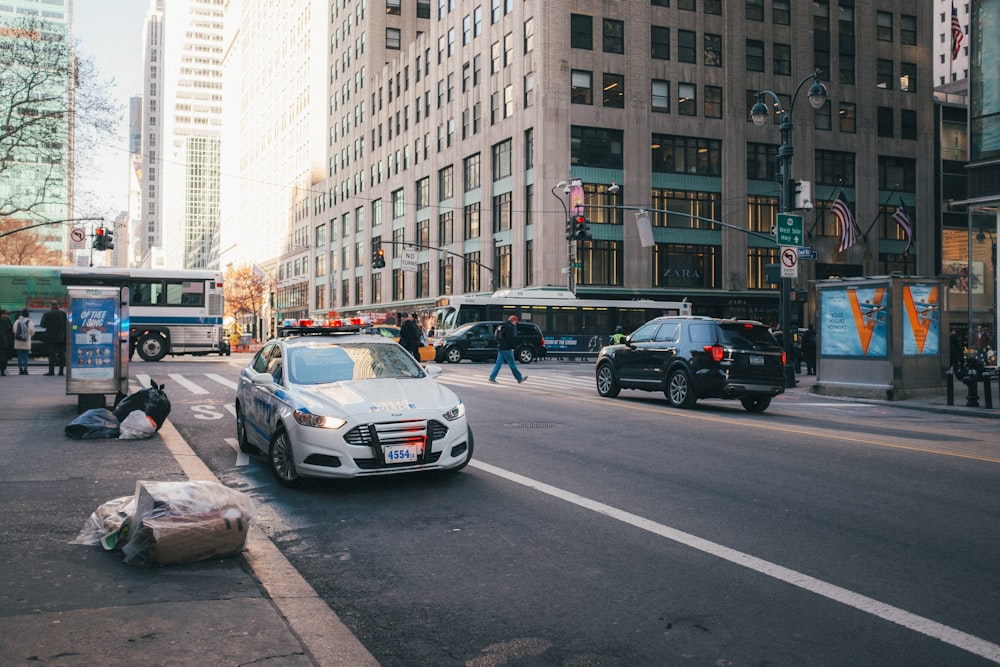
[61,272,130,412]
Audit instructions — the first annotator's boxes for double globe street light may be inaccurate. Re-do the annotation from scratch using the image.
[750,71,828,387]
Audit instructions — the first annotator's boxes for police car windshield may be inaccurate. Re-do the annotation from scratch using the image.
[288,342,423,384]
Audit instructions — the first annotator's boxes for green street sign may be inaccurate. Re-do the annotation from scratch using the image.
[572,261,582,268]
[776,213,804,247]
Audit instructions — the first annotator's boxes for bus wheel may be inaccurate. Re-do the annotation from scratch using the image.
[137,333,168,362]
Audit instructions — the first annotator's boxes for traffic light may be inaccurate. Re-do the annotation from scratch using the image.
[572,214,591,241]
[93,226,106,250]
[372,246,386,269]
[793,180,813,210]
[103,226,114,250]
[565,218,574,240]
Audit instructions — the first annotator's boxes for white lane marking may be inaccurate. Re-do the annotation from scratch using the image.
[205,373,239,390]
[168,372,209,395]
[225,437,250,466]
[471,460,1000,663]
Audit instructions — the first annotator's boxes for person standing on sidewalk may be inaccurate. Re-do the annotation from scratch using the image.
[12,309,34,375]
[0,308,13,376]
[488,315,527,385]
[40,301,67,376]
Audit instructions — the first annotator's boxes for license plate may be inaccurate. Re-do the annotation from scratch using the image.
[749,354,765,365]
[383,444,419,463]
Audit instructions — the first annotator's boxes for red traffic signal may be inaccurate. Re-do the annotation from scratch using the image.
[572,215,591,241]
[92,226,106,250]
[372,246,386,269]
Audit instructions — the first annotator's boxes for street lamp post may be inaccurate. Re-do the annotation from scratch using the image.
[551,181,573,292]
[751,71,828,388]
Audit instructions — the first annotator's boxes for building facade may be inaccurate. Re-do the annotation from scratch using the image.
[278,0,929,330]
[138,0,224,271]
[0,0,74,252]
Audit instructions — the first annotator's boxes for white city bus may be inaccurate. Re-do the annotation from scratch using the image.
[0,266,227,362]
[433,287,692,355]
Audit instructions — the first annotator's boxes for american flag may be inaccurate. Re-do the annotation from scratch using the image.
[834,190,859,253]
[952,4,964,60]
[892,198,913,256]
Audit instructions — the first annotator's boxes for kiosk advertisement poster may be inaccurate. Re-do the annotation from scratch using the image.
[70,296,117,380]
[901,284,940,356]
[820,285,889,357]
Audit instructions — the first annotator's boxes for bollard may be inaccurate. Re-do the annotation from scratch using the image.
[946,370,954,406]
[965,373,980,408]
[984,373,993,410]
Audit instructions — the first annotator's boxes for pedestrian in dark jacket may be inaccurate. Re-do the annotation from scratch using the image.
[40,301,67,375]
[488,315,526,384]
[0,308,13,376]
[398,312,422,360]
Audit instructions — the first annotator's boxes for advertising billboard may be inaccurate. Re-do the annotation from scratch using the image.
[819,285,889,357]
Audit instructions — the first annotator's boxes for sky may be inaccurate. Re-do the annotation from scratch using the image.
[72,0,148,219]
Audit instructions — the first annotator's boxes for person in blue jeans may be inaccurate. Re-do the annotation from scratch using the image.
[488,315,527,385]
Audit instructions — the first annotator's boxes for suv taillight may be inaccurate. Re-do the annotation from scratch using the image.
[704,344,724,362]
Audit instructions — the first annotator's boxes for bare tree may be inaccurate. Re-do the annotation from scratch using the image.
[0,17,119,220]
[0,217,66,265]
[224,264,268,340]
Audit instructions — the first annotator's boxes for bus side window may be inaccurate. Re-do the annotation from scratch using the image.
[131,283,149,305]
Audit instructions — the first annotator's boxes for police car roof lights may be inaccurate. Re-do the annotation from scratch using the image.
[277,317,369,338]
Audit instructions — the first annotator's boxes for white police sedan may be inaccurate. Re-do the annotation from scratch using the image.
[235,323,473,487]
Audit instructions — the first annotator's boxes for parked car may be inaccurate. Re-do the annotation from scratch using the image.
[235,324,473,486]
[360,324,435,362]
[594,316,786,412]
[433,320,546,364]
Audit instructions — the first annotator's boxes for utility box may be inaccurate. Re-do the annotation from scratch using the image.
[812,276,949,400]
[65,284,130,412]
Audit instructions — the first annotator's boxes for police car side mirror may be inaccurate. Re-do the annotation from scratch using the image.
[251,372,276,386]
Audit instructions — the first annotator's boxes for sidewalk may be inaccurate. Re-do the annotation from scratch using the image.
[0,367,378,667]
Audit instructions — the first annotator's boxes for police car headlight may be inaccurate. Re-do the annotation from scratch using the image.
[294,409,347,429]
[442,401,465,421]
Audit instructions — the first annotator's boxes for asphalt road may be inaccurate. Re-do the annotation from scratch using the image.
[139,355,1000,666]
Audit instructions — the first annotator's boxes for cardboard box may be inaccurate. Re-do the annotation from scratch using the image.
[142,511,249,565]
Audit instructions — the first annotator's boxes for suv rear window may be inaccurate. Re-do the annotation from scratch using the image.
[718,323,781,351]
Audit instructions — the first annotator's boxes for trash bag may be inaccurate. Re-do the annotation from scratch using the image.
[65,408,121,440]
[119,410,157,440]
[71,480,255,565]
[114,380,171,431]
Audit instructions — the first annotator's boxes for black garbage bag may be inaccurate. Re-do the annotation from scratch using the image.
[66,408,121,440]
[114,380,171,431]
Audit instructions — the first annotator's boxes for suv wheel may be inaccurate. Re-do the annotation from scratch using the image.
[740,396,772,413]
[595,362,621,398]
[445,346,464,363]
[515,345,534,364]
[666,368,697,409]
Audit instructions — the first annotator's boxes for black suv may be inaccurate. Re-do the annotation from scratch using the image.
[594,316,785,412]
[434,320,546,364]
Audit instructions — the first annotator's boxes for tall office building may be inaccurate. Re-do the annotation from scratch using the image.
[275,0,929,328]
[0,0,74,252]
[139,0,224,270]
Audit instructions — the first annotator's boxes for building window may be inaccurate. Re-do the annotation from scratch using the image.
[745,0,763,21]
[899,62,916,92]
[386,28,401,50]
[704,0,721,14]
[704,34,722,67]
[652,79,670,113]
[654,243,720,289]
[772,0,789,25]
[386,0,400,15]
[900,14,917,45]
[524,72,535,107]
[570,14,592,50]
[463,252,481,292]
[877,106,894,138]
[746,39,764,72]
[571,70,593,104]
[439,211,454,245]
[652,135,722,176]
[878,156,916,192]
[678,30,696,63]
[391,188,405,218]
[492,139,512,180]
[464,202,480,238]
[524,17,534,53]
[416,177,430,209]
[464,153,480,191]
[815,149,855,187]
[876,11,892,41]
[704,85,722,118]
[678,0,695,10]
[773,43,791,75]
[603,18,624,54]
[901,109,917,140]
[493,192,512,233]
[576,241,622,287]
[439,165,454,201]
[678,82,696,116]
[417,0,430,18]
[838,5,855,85]
[603,73,625,108]
[877,59,893,89]
[571,126,624,169]
[839,102,856,133]
[747,142,778,181]
[651,25,670,60]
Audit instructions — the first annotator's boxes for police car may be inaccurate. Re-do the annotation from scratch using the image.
[235,319,473,487]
